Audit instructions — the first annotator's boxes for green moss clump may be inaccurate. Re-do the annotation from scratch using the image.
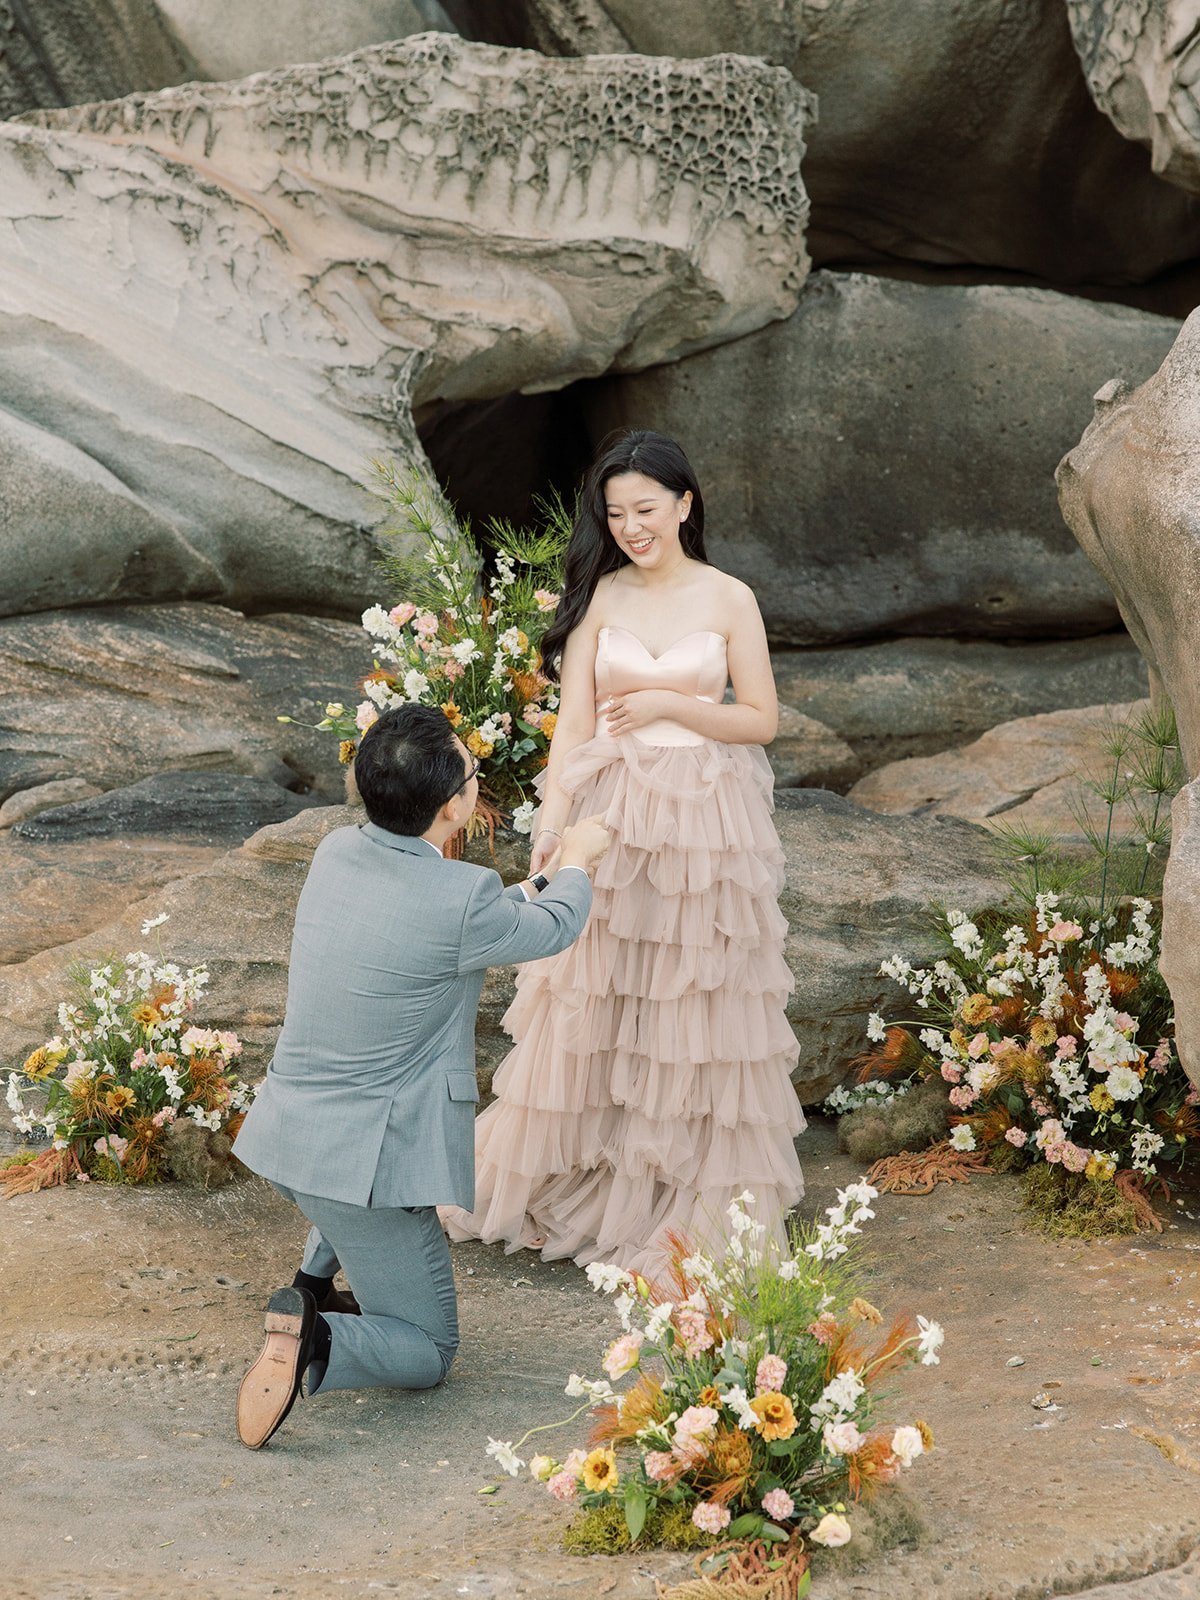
[563,1500,712,1555]
[161,1121,240,1188]
[837,1078,950,1164]
[814,1491,926,1574]
[1020,1164,1140,1239]
[1,1150,40,1170]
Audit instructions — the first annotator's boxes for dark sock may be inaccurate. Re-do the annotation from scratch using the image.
[292,1268,333,1298]
[305,1313,333,1396]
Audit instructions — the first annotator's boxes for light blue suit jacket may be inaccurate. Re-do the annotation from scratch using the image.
[233,821,591,1208]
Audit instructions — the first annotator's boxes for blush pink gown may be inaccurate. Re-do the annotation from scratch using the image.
[442,625,805,1277]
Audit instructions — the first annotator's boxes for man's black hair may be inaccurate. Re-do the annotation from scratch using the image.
[354,703,466,836]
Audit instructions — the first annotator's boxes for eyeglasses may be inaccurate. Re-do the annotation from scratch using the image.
[443,756,480,807]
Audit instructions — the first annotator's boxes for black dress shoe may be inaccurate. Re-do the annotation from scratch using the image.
[236,1286,319,1449]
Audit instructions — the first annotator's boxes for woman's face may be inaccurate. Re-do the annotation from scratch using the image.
[602,471,692,570]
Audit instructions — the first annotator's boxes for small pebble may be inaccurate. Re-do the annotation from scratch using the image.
[1006,1356,1025,1368]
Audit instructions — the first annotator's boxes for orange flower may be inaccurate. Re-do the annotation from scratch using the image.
[441,701,462,727]
[960,993,992,1026]
[749,1391,796,1441]
[105,1086,137,1115]
[132,1004,163,1028]
[698,1385,721,1407]
[540,712,558,741]
[916,1419,934,1452]
[465,730,494,759]
[338,740,356,765]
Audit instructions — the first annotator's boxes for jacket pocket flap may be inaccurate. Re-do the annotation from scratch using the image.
[446,1071,479,1103]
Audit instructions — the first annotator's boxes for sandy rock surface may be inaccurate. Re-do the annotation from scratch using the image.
[2,36,810,619]
[1162,780,1200,1092]
[772,633,1150,773]
[0,0,195,119]
[2,1119,1197,1599]
[447,0,1200,285]
[849,700,1148,842]
[587,273,1180,645]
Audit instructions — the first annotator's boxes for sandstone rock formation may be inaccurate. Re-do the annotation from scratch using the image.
[1057,310,1200,779]
[769,707,858,791]
[848,701,1146,844]
[0,793,1009,1102]
[1161,780,1200,1090]
[13,773,318,845]
[3,36,811,619]
[447,0,1200,284]
[588,273,1180,645]
[0,604,372,806]
[0,0,195,120]
[1067,0,1200,195]
[154,1,455,83]
[772,633,1149,773]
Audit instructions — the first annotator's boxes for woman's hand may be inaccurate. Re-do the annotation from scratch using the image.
[529,831,561,876]
[604,690,678,737]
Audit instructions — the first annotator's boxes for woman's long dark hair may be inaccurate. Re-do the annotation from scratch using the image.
[540,428,708,682]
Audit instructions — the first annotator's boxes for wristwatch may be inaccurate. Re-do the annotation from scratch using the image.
[529,872,550,894]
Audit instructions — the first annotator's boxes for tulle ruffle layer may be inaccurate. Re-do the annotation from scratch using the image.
[443,733,804,1277]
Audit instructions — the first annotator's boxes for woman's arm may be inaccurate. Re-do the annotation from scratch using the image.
[529,611,602,873]
[603,584,778,747]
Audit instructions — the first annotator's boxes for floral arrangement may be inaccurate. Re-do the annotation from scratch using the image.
[485,1191,941,1562]
[2,915,253,1194]
[297,462,571,833]
[859,891,1197,1213]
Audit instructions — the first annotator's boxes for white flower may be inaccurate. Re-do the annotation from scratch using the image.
[916,1316,944,1365]
[777,1258,801,1281]
[950,918,984,961]
[918,1027,944,1051]
[891,1425,925,1466]
[645,1301,675,1343]
[563,1373,616,1403]
[1130,1124,1165,1175]
[1102,1063,1141,1102]
[720,1385,759,1430]
[1083,964,1112,1007]
[361,605,391,637]
[584,1262,632,1295]
[486,1437,524,1477]
[511,800,536,836]
[809,1513,853,1548]
[949,1124,976,1152]
[810,1367,865,1429]
[402,669,430,702]
[450,639,482,665]
[140,912,169,935]
[866,1012,886,1043]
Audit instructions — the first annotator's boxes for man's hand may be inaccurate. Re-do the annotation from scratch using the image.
[559,814,611,872]
[604,689,678,737]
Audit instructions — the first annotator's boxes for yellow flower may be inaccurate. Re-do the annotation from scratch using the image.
[21,1047,57,1081]
[582,1447,619,1494]
[465,730,494,759]
[338,740,357,765]
[949,1029,968,1053]
[540,712,557,741]
[1089,1085,1116,1114]
[850,1297,883,1325]
[441,701,462,727]
[916,1419,934,1453]
[749,1391,797,1441]
[697,1385,721,1407]
[1029,1018,1057,1049]
[1086,1151,1117,1182]
[132,1003,163,1028]
[960,994,992,1026]
[105,1086,137,1115]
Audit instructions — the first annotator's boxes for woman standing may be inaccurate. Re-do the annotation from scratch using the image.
[443,429,803,1276]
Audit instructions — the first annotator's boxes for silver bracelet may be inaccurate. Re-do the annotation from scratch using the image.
[534,827,562,840]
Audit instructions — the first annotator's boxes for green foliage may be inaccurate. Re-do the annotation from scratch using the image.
[837,1078,951,1164]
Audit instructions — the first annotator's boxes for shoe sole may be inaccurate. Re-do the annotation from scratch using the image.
[236,1290,312,1449]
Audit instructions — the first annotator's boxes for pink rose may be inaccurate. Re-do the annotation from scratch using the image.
[413,611,439,637]
[762,1488,795,1521]
[533,589,560,611]
[389,602,416,626]
[1056,1036,1078,1058]
[151,1107,177,1128]
[521,703,544,727]
[940,1062,963,1084]
[355,701,379,733]
[948,1086,977,1110]
[130,1048,148,1068]
[822,1420,864,1457]
[442,659,464,682]
[1004,1127,1027,1147]
[644,1451,676,1482]
[1045,1141,1067,1166]
[547,1470,577,1502]
[1031,1097,1053,1117]
[692,1501,732,1536]
[1048,920,1083,943]
[755,1353,788,1394]
[674,1405,719,1449]
[990,1036,1018,1058]
[602,1331,643,1379]
[1113,1012,1135,1034]
[967,1033,989,1059]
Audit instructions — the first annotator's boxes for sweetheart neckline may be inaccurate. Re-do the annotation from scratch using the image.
[599,624,726,663]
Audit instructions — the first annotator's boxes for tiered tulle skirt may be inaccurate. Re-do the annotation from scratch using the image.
[442,732,805,1278]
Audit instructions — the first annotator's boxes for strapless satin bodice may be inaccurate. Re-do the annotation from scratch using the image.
[594,625,728,747]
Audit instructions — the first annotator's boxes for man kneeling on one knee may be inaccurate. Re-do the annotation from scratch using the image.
[232,702,609,1448]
